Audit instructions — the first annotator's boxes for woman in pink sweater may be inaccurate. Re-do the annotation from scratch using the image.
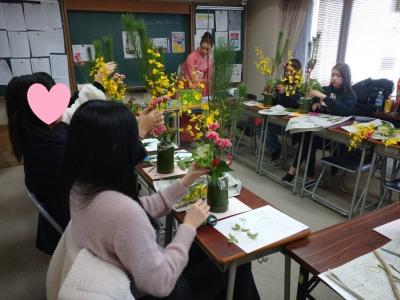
[61,100,259,299]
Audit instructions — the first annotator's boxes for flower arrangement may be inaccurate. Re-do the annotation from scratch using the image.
[299,33,322,97]
[254,31,290,95]
[73,52,91,84]
[90,57,126,101]
[281,52,303,96]
[348,121,400,150]
[145,47,176,98]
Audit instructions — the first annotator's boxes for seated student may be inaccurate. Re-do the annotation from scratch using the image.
[282,63,356,182]
[5,69,163,255]
[267,59,302,160]
[61,100,260,300]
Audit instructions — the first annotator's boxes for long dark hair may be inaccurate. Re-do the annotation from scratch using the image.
[332,63,352,93]
[6,72,56,161]
[61,100,147,205]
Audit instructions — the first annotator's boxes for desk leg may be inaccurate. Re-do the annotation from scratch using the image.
[293,133,305,194]
[165,213,174,246]
[226,261,238,300]
[284,255,291,300]
[258,118,269,175]
[296,266,310,300]
[301,134,314,197]
[349,146,366,218]
[256,116,266,174]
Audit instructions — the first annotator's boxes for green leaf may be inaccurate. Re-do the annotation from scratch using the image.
[177,160,187,171]
[231,224,241,231]
[247,232,258,239]
[241,228,250,232]
[228,233,238,244]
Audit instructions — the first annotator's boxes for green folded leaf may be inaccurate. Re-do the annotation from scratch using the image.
[247,232,258,239]
[231,224,241,231]
[228,233,238,244]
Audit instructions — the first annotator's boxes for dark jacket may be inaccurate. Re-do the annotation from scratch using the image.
[23,82,105,255]
[274,91,301,109]
[316,85,357,116]
[24,124,69,254]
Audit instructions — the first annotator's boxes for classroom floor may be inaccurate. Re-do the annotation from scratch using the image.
[0,161,348,300]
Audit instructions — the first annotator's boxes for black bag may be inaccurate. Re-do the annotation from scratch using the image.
[352,78,394,116]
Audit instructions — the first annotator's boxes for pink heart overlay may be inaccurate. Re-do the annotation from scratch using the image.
[27,83,71,125]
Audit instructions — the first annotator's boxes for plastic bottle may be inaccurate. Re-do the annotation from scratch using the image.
[384,96,392,113]
[375,90,384,112]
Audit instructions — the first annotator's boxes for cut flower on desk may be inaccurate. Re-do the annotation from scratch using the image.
[345,120,400,150]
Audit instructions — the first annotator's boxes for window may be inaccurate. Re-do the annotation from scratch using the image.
[311,0,400,89]
[310,0,344,85]
[345,0,400,86]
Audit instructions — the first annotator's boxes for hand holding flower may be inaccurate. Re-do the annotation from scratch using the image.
[180,163,210,188]
[95,61,116,84]
[308,89,326,101]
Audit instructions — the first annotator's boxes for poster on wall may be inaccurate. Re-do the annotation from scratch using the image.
[151,38,170,54]
[122,31,141,59]
[231,64,242,82]
[215,31,228,46]
[215,10,228,31]
[196,13,214,29]
[172,32,185,53]
[229,31,241,51]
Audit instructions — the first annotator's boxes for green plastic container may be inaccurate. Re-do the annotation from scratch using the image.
[157,143,175,174]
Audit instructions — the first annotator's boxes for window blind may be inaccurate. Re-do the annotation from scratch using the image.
[345,0,400,86]
[311,0,344,86]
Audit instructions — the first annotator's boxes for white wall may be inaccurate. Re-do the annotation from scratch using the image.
[244,0,283,98]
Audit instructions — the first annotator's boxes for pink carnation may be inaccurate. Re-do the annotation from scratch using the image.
[152,125,166,137]
[215,138,232,148]
[208,122,220,131]
[206,131,219,140]
[227,154,233,165]
[73,52,84,66]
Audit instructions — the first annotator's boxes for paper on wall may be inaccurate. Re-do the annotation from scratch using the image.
[0,60,13,85]
[215,10,228,31]
[194,34,202,50]
[8,31,30,58]
[4,3,26,31]
[215,31,228,46]
[151,38,170,54]
[171,32,185,53]
[28,31,49,57]
[231,64,242,83]
[47,28,65,53]
[23,3,47,30]
[42,1,62,29]
[11,58,32,76]
[196,13,214,29]
[50,54,68,78]
[72,44,95,61]
[228,10,241,31]
[31,57,51,75]
[214,205,309,253]
[229,31,241,51]
[122,31,141,59]
[0,31,11,58]
[54,76,70,88]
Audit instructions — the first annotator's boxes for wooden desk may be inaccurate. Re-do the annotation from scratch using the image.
[136,162,311,300]
[284,202,400,299]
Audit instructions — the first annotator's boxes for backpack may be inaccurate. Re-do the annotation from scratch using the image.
[352,78,394,116]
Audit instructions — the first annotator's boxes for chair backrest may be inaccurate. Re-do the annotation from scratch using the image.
[25,186,63,234]
[47,224,134,300]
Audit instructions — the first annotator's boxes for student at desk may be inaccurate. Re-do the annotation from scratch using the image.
[60,100,260,300]
[282,63,357,183]
[267,58,302,161]
[5,68,163,255]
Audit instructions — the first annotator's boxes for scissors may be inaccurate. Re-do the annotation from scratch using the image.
[205,215,218,227]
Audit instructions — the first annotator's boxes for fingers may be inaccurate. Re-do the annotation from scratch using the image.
[194,199,210,215]
[105,61,117,72]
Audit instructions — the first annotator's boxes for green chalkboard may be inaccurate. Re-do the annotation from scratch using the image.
[68,11,189,87]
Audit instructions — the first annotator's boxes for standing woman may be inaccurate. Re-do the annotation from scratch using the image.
[181,32,214,96]
[282,63,357,182]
